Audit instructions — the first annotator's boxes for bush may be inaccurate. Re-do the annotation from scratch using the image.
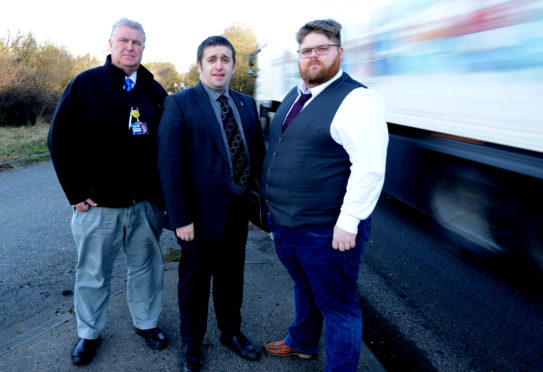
[0,32,99,127]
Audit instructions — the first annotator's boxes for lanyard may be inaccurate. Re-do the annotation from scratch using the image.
[128,107,141,129]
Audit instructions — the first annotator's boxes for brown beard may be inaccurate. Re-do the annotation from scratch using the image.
[299,53,341,86]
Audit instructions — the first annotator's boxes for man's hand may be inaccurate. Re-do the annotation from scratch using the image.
[176,223,195,241]
[74,198,98,212]
[332,225,357,251]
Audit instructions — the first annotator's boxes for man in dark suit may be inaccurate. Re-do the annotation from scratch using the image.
[157,36,266,372]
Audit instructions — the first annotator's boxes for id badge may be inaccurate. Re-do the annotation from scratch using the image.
[131,122,149,135]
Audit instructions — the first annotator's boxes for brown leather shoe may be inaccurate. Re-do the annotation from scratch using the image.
[263,339,316,360]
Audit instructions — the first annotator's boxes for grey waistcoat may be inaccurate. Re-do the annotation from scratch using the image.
[262,72,365,228]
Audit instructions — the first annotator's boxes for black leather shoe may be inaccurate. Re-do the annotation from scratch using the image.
[71,337,101,366]
[135,327,168,350]
[220,332,261,361]
[180,345,202,372]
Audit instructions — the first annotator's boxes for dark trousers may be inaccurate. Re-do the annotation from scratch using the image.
[177,198,248,349]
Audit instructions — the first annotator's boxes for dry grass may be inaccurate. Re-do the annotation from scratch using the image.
[163,248,181,263]
[0,122,50,164]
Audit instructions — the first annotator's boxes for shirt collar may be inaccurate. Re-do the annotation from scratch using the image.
[202,82,230,102]
[126,71,137,86]
[297,68,343,98]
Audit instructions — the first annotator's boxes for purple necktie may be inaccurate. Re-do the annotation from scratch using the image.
[283,92,312,131]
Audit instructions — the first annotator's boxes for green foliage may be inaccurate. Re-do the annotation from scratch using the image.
[179,24,258,95]
[180,63,200,89]
[0,32,100,127]
[146,61,181,93]
[224,24,258,96]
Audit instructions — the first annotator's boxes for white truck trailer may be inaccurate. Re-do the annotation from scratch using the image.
[251,0,543,274]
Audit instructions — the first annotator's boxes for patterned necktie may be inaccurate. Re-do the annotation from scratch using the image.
[124,78,134,92]
[217,95,250,186]
[283,92,312,131]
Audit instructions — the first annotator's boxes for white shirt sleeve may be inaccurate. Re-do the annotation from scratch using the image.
[330,87,389,233]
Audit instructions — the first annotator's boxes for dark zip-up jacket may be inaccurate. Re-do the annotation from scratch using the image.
[48,55,168,208]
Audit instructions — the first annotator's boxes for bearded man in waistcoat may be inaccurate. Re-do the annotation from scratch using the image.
[261,19,389,372]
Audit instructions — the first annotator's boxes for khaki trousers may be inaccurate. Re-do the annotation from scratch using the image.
[71,200,164,339]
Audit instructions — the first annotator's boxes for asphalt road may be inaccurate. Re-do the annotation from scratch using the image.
[0,161,382,372]
[0,161,79,338]
[364,194,543,371]
[2,161,543,371]
[0,161,180,342]
[0,161,177,348]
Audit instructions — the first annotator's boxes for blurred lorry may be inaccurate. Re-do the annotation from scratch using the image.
[251,0,543,273]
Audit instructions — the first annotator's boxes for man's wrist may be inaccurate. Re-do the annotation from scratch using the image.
[336,213,359,234]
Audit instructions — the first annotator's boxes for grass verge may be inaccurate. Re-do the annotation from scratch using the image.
[0,122,50,169]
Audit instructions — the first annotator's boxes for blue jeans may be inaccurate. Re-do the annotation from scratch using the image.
[268,215,372,372]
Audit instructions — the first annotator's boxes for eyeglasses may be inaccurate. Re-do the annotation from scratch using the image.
[297,44,340,58]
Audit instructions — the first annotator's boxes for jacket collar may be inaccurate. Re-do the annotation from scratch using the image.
[104,54,154,87]
[194,82,230,163]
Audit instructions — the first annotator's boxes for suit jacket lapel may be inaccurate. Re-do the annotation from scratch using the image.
[230,91,250,136]
[193,83,229,163]
[231,91,257,164]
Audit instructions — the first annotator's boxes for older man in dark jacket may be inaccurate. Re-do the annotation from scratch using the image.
[48,18,168,366]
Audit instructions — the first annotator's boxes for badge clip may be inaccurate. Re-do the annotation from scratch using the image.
[129,107,148,135]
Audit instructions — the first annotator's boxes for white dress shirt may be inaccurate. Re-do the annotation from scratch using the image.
[293,69,389,234]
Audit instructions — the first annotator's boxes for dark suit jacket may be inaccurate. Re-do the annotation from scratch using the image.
[157,82,266,240]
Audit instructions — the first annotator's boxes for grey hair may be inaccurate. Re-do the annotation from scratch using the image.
[296,19,342,45]
[110,18,146,44]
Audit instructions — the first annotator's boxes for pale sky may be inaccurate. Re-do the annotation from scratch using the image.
[0,0,385,73]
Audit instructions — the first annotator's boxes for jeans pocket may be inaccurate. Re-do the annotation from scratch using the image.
[301,224,334,239]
